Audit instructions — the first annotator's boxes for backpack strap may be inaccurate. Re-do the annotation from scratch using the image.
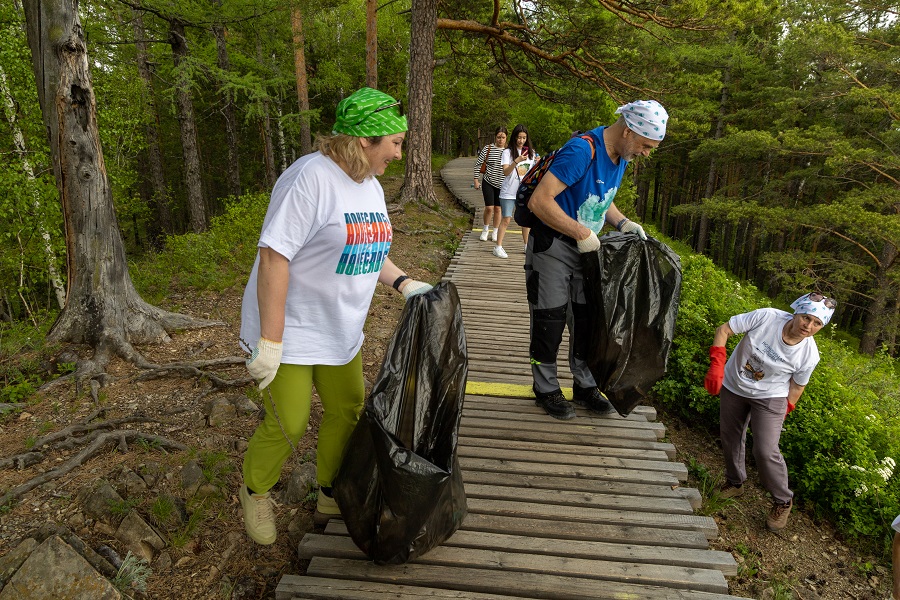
[578,134,596,160]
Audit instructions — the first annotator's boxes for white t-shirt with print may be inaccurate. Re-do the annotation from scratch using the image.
[240,152,391,365]
[499,148,538,199]
[722,308,820,398]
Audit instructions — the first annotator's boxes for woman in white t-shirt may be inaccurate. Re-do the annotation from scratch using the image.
[493,124,537,258]
[703,292,836,532]
[237,88,433,546]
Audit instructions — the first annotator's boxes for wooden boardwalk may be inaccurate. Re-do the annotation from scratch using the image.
[275,158,747,599]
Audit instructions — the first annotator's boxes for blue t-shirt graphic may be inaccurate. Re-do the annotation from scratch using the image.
[547,127,627,234]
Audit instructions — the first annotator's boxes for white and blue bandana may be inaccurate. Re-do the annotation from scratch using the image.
[615,100,668,141]
[790,293,836,326]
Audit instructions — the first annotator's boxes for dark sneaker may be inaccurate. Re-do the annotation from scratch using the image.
[766,499,792,531]
[719,481,744,499]
[534,389,576,420]
[572,386,616,415]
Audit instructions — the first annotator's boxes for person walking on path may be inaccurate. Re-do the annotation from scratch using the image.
[238,87,433,546]
[526,100,666,420]
[473,127,507,242]
[704,292,835,532]
[495,124,537,258]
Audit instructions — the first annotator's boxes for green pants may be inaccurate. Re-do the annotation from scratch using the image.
[242,352,365,494]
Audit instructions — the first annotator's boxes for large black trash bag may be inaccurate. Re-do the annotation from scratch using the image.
[582,233,682,416]
[332,281,468,564]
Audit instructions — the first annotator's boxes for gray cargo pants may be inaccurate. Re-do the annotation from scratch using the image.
[525,229,597,395]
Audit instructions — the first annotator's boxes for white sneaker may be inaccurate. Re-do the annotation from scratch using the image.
[479,226,489,241]
[491,228,498,242]
[239,485,276,545]
[493,246,508,259]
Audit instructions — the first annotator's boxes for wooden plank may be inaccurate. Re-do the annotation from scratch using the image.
[464,483,694,514]
[463,391,658,421]
[460,457,678,486]
[276,576,532,600]
[322,523,737,575]
[460,513,711,548]
[459,445,688,480]
[461,416,660,442]
[297,535,729,593]
[465,498,718,538]
[463,408,667,437]
[464,397,654,422]
[305,558,749,600]
[461,469,701,510]
[460,435,668,460]
[459,426,676,459]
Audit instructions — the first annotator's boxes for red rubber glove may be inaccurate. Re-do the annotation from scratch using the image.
[786,401,796,416]
[704,346,727,395]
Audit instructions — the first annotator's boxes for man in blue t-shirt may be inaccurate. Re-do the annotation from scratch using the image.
[526,100,668,420]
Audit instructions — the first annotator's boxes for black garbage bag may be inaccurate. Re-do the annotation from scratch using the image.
[332,281,468,565]
[581,233,682,416]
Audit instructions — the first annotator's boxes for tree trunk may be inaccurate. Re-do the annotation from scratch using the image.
[212,7,241,197]
[365,0,378,89]
[697,66,730,254]
[0,65,67,310]
[275,102,288,173]
[132,8,172,240]
[290,2,312,155]
[22,0,218,376]
[169,20,207,233]
[399,0,438,205]
[860,241,898,355]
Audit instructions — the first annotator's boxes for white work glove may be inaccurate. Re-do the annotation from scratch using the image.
[401,280,433,300]
[576,231,601,254]
[619,219,647,240]
[247,338,282,389]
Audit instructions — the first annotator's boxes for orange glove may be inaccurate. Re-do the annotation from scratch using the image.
[786,401,796,416]
[704,346,727,395]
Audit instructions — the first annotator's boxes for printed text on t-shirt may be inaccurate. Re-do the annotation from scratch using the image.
[337,211,392,275]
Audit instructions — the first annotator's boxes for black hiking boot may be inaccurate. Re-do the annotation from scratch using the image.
[572,385,616,415]
[534,388,576,420]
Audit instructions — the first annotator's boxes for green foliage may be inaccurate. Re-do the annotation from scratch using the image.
[131,193,269,304]
[107,498,141,516]
[199,450,233,488]
[687,457,737,516]
[652,231,900,556]
[169,502,207,548]
[111,552,152,595]
[149,495,176,526]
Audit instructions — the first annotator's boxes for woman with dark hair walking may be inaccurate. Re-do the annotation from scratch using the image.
[495,124,537,257]
[473,127,508,242]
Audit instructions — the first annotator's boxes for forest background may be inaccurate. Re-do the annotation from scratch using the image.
[1,0,900,582]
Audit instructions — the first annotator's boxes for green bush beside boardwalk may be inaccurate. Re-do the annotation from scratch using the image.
[651,230,900,555]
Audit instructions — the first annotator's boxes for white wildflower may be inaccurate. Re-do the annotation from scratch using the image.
[850,465,866,473]
[855,483,868,497]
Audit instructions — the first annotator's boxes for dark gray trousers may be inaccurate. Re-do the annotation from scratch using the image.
[719,386,793,504]
[525,232,596,395]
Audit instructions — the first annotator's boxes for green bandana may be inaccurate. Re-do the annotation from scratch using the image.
[332,88,408,137]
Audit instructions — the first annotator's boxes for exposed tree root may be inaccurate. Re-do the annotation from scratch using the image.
[0,430,186,507]
[133,356,252,390]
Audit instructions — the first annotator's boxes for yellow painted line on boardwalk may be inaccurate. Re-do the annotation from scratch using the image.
[465,380,574,399]
[470,228,523,234]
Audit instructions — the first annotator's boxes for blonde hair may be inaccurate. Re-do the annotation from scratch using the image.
[315,133,382,182]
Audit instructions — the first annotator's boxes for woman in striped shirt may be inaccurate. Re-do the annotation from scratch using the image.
[473,127,508,241]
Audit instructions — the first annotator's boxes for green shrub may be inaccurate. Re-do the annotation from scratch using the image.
[131,193,270,304]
